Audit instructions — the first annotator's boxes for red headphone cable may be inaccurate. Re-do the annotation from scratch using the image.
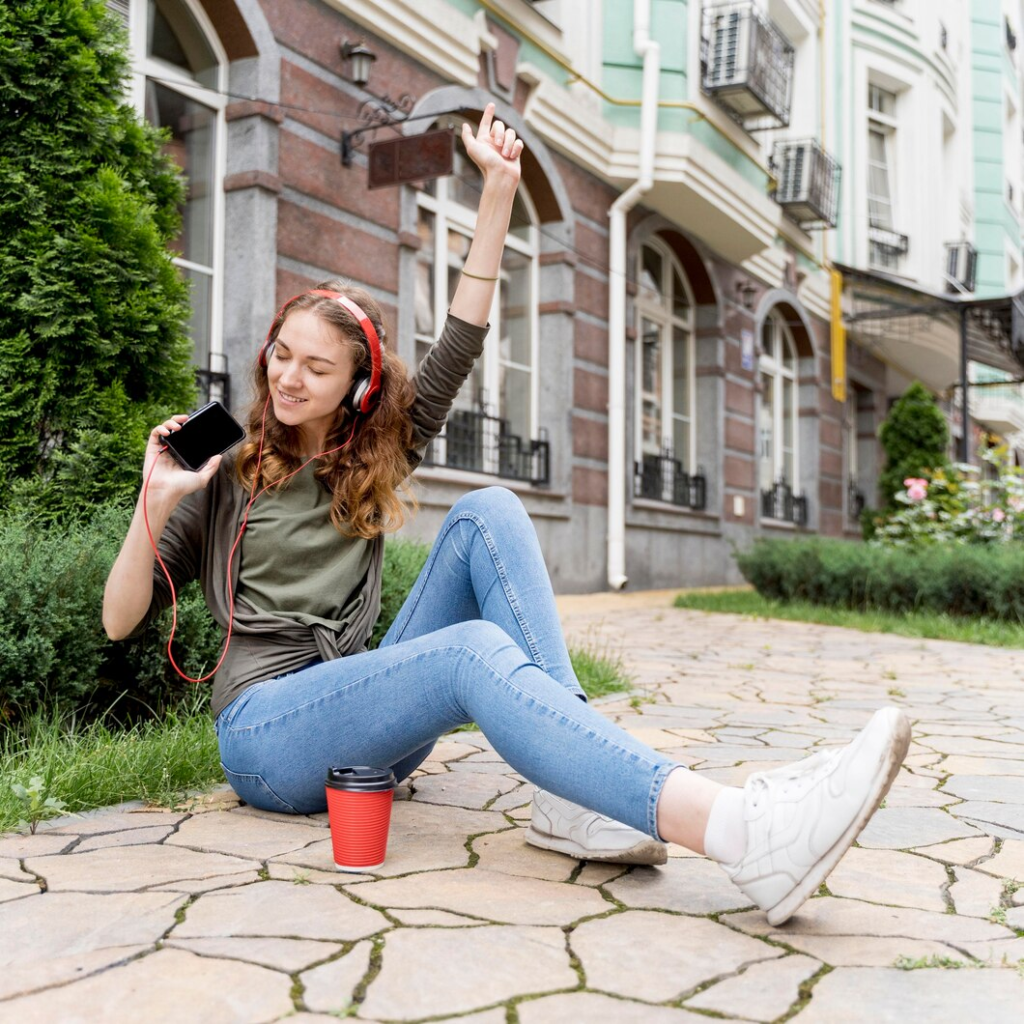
[142,400,359,685]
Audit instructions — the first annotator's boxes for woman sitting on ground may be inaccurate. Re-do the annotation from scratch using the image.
[103,105,910,926]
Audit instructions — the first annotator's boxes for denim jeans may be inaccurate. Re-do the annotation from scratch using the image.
[215,486,678,838]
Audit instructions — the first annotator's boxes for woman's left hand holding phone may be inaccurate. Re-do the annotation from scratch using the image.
[147,414,223,502]
[102,414,223,642]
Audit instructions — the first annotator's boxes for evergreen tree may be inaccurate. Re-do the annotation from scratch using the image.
[877,380,951,509]
[0,0,196,518]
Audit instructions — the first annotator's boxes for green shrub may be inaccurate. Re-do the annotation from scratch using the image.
[370,537,431,649]
[0,0,196,519]
[735,537,1024,623]
[877,381,950,510]
[0,511,433,722]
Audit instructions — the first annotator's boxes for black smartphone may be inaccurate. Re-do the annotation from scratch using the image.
[163,401,246,472]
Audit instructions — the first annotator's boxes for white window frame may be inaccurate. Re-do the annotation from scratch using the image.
[759,310,799,504]
[414,169,541,464]
[122,0,228,386]
[633,239,697,474]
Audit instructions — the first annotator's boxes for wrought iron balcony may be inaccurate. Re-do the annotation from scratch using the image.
[633,450,707,510]
[868,224,909,272]
[848,478,866,522]
[944,241,977,294]
[761,480,808,526]
[701,2,794,131]
[422,407,550,486]
[771,140,841,229]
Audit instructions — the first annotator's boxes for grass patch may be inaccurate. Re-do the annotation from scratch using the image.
[569,643,632,700]
[0,695,221,834]
[674,589,1024,648]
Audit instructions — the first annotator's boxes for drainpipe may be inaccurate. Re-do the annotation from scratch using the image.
[607,0,660,590]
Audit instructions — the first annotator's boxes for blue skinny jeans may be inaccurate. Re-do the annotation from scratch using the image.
[215,486,678,838]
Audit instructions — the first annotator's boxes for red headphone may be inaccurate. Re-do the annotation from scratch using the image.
[258,289,383,415]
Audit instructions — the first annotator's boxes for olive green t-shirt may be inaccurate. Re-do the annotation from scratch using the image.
[235,463,372,630]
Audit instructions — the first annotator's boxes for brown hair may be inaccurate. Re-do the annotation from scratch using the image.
[236,281,418,538]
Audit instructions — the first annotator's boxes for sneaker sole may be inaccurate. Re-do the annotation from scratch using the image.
[525,827,669,866]
[764,707,911,927]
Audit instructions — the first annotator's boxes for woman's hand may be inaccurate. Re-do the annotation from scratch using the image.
[461,102,524,189]
[143,415,222,506]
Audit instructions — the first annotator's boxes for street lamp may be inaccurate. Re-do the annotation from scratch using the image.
[340,40,376,88]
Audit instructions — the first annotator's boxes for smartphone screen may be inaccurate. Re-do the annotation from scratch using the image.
[164,401,246,472]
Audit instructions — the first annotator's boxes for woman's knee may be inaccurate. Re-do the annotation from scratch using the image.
[450,485,525,524]
[438,618,523,663]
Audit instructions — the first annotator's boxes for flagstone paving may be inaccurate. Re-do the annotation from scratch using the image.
[2,591,1024,1021]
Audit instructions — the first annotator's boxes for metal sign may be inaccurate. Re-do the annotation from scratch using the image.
[367,128,455,190]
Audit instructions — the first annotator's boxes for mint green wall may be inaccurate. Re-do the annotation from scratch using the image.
[972,0,1012,297]
[446,0,572,88]
[601,0,767,189]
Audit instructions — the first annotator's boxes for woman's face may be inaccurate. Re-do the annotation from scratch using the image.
[267,307,357,450]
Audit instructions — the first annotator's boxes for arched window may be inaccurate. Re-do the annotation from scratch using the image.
[633,240,699,507]
[414,124,545,483]
[759,310,802,520]
[115,0,227,401]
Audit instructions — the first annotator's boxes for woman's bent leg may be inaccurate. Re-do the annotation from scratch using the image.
[382,487,580,694]
[216,620,674,835]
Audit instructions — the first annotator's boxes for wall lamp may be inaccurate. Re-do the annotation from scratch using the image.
[340,40,376,88]
[736,280,757,311]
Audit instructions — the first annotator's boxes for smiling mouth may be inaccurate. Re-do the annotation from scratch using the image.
[276,389,307,406]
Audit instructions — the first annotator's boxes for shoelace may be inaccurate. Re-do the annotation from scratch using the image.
[747,745,844,810]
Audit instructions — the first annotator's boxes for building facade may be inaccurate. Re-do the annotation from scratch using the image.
[111,0,1024,592]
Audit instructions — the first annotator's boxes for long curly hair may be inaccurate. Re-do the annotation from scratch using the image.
[236,281,417,538]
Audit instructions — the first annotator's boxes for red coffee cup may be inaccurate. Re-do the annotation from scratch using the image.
[325,766,397,872]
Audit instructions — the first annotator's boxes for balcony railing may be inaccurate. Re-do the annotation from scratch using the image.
[868,224,909,272]
[761,480,808,525]
[633,450,707,510]
[701,2,794,131]
[848,478,866,522]
[771,139,841,229]
[422,407,550,486]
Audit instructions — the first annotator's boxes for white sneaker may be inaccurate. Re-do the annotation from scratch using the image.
[526,789,668,865]
[719,705,911,926]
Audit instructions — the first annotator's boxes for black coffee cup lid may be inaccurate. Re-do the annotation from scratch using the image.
[325,765,396,792]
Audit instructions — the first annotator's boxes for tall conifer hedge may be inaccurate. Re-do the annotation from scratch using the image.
[0,0,196,517]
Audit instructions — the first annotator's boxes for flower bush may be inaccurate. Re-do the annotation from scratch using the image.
[872,446,1024,547]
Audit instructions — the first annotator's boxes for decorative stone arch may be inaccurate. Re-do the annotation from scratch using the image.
[194,0,259,60]
[753,289,821,528]
[753,289,817,362]
[627,215,719,310]
[405,86,571,225]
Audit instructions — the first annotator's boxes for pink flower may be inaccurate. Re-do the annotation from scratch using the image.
[993,508,1006,522]
[904,477,928,501]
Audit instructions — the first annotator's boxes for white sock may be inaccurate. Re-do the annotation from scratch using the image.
[703,787,747,864]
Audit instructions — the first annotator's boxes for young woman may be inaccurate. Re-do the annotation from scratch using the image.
[104,105,910,926]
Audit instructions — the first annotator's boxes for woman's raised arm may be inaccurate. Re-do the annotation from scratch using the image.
[447,103,524,328]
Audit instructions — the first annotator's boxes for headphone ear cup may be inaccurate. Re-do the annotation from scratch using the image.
[349,372,373,413]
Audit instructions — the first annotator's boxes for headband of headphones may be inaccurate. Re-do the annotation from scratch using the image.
[258,289,383,415]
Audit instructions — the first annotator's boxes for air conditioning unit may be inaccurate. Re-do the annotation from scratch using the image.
[944,241,977,293]
[772,140,841,229]
[702,2,794,131]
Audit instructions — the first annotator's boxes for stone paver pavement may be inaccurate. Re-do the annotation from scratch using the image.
[3,591,1024,1021]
